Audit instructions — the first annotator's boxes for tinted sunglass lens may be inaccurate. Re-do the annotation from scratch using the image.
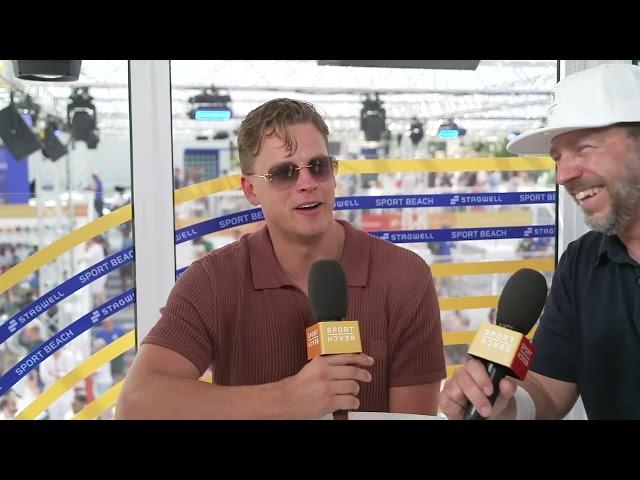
[271,164,298,188]
[268,158,335,189]
[310,158,331,178]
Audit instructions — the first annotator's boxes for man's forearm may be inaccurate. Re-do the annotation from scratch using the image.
[492,396,518,420]
[523,373,577,419]
[116,371,287,419]
[493,374,577,420]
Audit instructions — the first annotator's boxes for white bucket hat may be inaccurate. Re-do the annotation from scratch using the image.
[507,63,640,155]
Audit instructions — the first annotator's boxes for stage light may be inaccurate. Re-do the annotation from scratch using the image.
[0,101,41,160]
[360,93,386,141]
[41,116,68,161]
[12,60,81,82]
[14,92,41,126]
[437,119,466,139]
[409,117,424,146]
[67,87,99,148]
[188,86,232,121]
[191,108,232,121]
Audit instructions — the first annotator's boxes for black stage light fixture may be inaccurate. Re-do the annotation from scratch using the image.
[360,93,386,142]
[12,60,82,82]
[188,86,233,121]
[0,100,42,160]
[409,117,425,146]
[213,131,230,139]
[41,116,68,161]
[67,87,99,148]
[14,92,41,126]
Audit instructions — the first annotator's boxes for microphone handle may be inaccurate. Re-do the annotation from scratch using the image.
[463,361,511,420]
[333,409,349,420]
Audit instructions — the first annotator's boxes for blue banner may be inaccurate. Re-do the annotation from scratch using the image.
[175,209,264,245]
[334,191,556,210]
[174,225,556,277]
[0,288,136,395]
[0,247,135,345]
[370,225,556,244]
[174,192,556,243]
[0,191,556,350]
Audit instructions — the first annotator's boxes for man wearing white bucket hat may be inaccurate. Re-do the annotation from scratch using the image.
[440,63,640,420]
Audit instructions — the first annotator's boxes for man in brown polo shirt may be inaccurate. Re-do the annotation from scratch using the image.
[116,98,445,419]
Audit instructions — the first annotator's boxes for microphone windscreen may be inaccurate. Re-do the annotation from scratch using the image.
[496,268,548,334]
[308,259,348,322]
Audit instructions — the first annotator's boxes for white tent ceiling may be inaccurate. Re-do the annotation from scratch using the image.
[0,60,557,141]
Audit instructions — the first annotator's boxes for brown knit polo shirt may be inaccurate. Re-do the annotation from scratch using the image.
[143,219,445,412]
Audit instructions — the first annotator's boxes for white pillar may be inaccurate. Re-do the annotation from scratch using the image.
[129,60,175,345]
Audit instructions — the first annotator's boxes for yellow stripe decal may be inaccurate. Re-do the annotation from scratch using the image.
[443,330,477,345]
[338,157,554,174]
[439,295,499,311]
[16,331,135,420]
[1,156,555,292]
[430,258,555,277]
[73,381,124,420]
[443,325,538,347]
[174,175,241,204]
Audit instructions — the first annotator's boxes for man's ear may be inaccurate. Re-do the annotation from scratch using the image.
[241,176,260,206]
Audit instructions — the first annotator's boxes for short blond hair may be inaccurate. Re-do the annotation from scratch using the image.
[237,98,329,174]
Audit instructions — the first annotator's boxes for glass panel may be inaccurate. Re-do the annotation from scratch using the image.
[0,60,134,420]
[168,60,558,384]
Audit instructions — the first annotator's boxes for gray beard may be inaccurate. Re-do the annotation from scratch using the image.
[582,175,640,236]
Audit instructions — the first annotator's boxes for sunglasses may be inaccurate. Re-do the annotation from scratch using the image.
[247,156,339,190]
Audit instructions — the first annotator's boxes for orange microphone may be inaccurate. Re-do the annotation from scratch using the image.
[464,268,548,420]
[306,260,362,420]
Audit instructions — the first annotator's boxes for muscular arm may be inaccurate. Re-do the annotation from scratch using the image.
[116,344,373,419]
[115,344,284,419]
[499,370,579,420]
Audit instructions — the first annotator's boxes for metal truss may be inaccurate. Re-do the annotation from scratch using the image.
[1,60,558,139]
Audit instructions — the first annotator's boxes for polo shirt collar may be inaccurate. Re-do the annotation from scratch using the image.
[248,219,370,290]
[595,233,637,267]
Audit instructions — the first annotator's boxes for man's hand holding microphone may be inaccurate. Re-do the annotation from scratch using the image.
[439,268,548,420]
[278,352,373,419]
[278,259,372,419]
